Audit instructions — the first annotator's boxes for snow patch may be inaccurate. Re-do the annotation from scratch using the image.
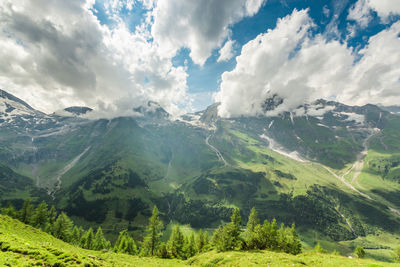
[260,134,308,162]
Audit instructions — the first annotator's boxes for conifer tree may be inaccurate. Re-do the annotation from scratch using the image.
[114,230,137,255]
[287,223,302,255]
[2,202,17,218]
[269,218,278,250]
[168,225,186,259]
[213,208,243,252]
[52,212,73,242]
[185,233,197,258]
[354,246,365,258]
[71,226,81,246]
[157,242,169,258]
[143,206,163,256]
[93,227,108,250]
[19,198,34,224]
[82,228,94,249]
[197,229,208,253]
[245,207,260,249]
[48,205,57,226]
[31,201,48,228]
[247,207,259,233]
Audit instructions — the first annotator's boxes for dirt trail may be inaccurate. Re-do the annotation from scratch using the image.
[324,130,400,217]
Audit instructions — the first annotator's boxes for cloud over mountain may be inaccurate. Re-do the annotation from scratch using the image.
[215,8,400,118]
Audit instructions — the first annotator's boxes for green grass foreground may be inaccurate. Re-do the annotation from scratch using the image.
[0,214,398,266]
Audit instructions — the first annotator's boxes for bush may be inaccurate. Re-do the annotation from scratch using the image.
[354,246,365,258]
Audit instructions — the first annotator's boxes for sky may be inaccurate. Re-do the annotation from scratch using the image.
[0,0,399,118]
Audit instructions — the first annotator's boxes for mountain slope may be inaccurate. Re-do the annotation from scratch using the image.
[0,214,183,266]
[0,214,396,267]
[1,90,400,260]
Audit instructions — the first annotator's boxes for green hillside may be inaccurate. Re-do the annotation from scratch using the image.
[0,214,397,267]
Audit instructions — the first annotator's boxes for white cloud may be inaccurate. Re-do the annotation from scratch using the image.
[150,0,265,66]
[215,9,400,118]
[347,0,373,28]
[349,0,400,26]
[368,0,400,23]
[217,39,236,62]
[0,0,188,116]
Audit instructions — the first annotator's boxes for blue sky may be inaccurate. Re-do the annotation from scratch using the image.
[0,0,399,117]
[90,0,400,111]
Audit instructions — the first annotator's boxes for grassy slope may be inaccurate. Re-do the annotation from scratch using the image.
[0,215,397,267]
[0,215,183,266]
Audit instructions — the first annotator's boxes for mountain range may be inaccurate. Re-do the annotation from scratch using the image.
[1,89,400,258]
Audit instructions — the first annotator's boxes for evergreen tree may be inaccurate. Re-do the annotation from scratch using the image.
[71,226,81,246]
[52,212,73,242]
[114,230,137,255]
[143,206,163,256]
[213,208,243,252]
[94,227,109,250]
[247,207,259,233]
[48,205,57,226]
[2,202,17,218]
[245,207,260,249]
[185,233,197,258]
[19,198,34,224]
[314,242,327,253]
[157,242,169,258]
[287,223,302,255]
[82,228,94,250]
[197,229,208,253]
[354,246,365,258]
[393,246,400,262]
[269,218,278,250]
[31,201,48,228]
[168,225,186,259]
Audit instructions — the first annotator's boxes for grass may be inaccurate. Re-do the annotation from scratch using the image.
[0,214,184,266]
[1,214,398,267]
[187,250,399,267]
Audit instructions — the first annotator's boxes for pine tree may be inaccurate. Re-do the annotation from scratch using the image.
[197,229,208,253]
[213,208,243,252]
[287,223,301,255]
[185,233,197,258]
[269,218,278,250]
[82,228,94,249]
[393,246,400,262]
[168,225,186,259]
[245,207,260,249]
[2,202,17,218]
[247,207,259,233]
[48,205,57,226]
[71,226,81,246]
[157,242,169,258]
[31,201,48,228]
[52,212,73,242]
[94,227,109,251]
[143,206,163,256]
[114,230,137,255]
[19,198,34,224]
[354,246,365,258]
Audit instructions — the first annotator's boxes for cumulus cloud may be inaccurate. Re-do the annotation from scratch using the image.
[217,39,236,62]
[0,0,188,116]
[150,0,265,65]
[349,0,400,26]
[347,0,373,28]
[215,8,400,118]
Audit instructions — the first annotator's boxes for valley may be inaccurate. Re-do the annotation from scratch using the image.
[1,90,400,262]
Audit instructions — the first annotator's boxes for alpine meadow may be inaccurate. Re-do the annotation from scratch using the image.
[1,0,400,266]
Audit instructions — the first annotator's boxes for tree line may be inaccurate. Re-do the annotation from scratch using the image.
[1,200,302,259]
